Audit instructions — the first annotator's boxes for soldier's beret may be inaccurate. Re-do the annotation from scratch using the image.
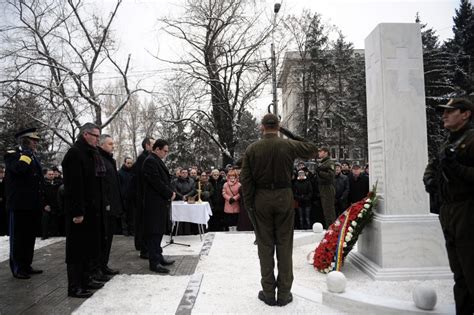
[14,128,40,140]
[261,113,279,127]
[437,98,474,112]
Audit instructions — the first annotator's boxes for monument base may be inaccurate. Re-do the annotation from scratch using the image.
[350,213,451,280]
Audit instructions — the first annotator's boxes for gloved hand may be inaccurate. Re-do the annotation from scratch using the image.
[229,197,235,204]
[423,175,437,194]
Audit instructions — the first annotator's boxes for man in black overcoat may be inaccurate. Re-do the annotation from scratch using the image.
[98,134,123,276]
[132,136,155,258]
[4,128,44,279]
[142,139,176,273]
[62,123,105,298]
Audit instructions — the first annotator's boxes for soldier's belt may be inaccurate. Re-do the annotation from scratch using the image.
[256,182,291,190]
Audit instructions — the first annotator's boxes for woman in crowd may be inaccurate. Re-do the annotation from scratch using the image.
[222,169,241,231]
[209,169,226,231]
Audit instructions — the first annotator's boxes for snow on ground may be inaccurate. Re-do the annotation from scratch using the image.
[2,232,454,313]
[0,236,64,263]
[74,274,190,315]
[193,233,344,314]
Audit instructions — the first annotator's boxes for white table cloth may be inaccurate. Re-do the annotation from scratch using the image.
[171,201,213,226]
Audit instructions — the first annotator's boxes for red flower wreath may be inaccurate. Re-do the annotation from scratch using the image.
[313,184,378,273]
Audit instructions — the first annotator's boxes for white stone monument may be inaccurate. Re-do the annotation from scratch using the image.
[350,23,451,280]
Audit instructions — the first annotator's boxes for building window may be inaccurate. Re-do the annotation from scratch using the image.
[331,148,337,159]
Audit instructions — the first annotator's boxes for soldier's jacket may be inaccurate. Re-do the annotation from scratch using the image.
[424,124,474,203]
[240,133,318,209]
[4,148,44,211]
[317,157,335,186]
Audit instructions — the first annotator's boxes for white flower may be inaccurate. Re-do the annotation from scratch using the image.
[364,204,370,209]
[348,227,353,232]
[334,220,341,227]
[358,213,363,218]
[352,221,357,227]
[343,242,347,248]
[365,198,371,203]
[345,235,352,242]
[322,239,328,243]
[330,262,335,267]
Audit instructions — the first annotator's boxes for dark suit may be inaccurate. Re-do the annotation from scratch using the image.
[132,151,148,253]
[4,147,43,276]
[142,153,173,268]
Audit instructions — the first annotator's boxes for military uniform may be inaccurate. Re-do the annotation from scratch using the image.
[317,157,336,227]
[4,129,43,279]
[423,98,474,315]
[240,124,317,305]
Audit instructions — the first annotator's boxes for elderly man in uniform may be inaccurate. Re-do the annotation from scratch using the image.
[316,147,336,228]
[4,128,44,279]
[240,113,318,307]
[424,97,474,315]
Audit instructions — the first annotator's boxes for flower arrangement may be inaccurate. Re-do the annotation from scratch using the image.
[313,184,378,273]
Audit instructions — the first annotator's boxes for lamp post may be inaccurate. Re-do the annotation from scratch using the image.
[271,2,281,117]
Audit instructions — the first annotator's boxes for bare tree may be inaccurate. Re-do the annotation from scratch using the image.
[0,0,136,146]
[159,0,273,166]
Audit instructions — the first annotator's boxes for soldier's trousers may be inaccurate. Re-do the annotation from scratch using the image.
[9,210,37,275]
[254,188,294,301]
[439,199,474,315]
[319,185,336,228]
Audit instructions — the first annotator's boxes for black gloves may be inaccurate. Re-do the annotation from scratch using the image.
[229,197,235,204]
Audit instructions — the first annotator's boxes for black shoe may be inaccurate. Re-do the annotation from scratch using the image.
[102,266,120,275]
[28,267,43,275]
[139,253,149,260]
[160,258,175,266]
[13,272,31,280]
[86,280,104,290]
[149,264,170,274]
[68,288,93,298]
[258,290,276,306]
[92,272,111,282]
[277,293,293,306]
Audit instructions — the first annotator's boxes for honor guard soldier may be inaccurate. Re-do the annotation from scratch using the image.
[240,113,318,307]
[4,128,44,279]
[423,97,474,314]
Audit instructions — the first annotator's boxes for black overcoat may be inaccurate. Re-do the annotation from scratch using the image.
[61,137,103,263]
[99,147,124,217]
[142,153,173,235]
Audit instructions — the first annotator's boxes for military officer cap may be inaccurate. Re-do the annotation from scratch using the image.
[437,98,474,112]
[261,113,279,127]
[14,128,40,140]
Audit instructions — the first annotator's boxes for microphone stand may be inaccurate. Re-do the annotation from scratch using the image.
[163,201,191,248]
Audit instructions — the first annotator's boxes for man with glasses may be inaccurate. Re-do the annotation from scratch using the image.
[142,139,176,273]
[4,128,44,279]
[62,123,105,298]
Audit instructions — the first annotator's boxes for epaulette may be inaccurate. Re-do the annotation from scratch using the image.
[6,150,16,154]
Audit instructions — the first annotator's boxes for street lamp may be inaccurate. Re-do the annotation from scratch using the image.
[270,2,281,117]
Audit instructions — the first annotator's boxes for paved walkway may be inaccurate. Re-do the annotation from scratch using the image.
[0,236,200,314]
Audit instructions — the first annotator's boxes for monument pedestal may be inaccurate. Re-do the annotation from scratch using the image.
[350,214,450,280]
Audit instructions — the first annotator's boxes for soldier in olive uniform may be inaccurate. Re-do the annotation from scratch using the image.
[423,97,474,315]
[240,114,318,307]
[4,128,44,279]
[316,147,336,228]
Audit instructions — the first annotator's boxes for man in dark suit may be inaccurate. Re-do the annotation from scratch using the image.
[142,139,176,273]
[132,137,155,259]
[4,128,44,279]
[62,123,105,298]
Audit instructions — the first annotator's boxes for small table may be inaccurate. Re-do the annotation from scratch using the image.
[171,201,213,241]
